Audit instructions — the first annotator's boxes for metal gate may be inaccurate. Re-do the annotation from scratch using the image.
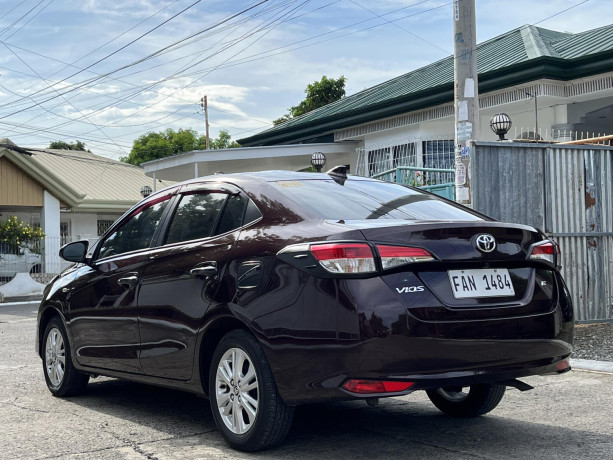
[472,142,613,322]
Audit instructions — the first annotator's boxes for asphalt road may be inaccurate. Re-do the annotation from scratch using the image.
[2,302,612,460]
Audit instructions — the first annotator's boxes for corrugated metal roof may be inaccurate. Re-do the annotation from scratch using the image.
[553,24,613,58]
[240,24,613,145]
[27,149,173,204]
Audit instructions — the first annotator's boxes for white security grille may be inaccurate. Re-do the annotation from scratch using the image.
[97,219,114,236]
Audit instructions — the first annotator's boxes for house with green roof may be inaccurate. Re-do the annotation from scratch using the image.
[237,23,613,177]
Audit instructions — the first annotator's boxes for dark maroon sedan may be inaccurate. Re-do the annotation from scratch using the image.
[36,169,573,451]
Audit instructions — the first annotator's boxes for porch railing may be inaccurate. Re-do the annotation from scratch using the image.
[371,166,455,200]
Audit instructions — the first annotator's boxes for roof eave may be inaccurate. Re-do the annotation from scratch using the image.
[72,200,140,214]
[1,147,86,207]
[239,50,613,146]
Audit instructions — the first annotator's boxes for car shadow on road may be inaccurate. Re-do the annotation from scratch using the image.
[64,378,612,459]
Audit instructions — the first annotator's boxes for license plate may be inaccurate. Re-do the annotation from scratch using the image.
[448,269,515,299]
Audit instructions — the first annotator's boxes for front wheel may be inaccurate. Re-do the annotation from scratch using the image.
[209,330,294,452]
[426,384,506,417]
[42,317,89,397]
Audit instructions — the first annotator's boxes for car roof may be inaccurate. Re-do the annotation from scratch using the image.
[177,170,374,186]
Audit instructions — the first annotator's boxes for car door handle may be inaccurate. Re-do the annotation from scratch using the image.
[190,262,218,278]
[117,273,139,289]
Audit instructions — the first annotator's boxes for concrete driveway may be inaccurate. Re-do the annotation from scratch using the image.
[1,302,612,459]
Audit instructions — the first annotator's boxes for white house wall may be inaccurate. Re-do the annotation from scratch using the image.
[41,191,61,273]
[567,96,613,124]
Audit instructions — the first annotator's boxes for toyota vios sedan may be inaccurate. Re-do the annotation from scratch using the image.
[36,169,573,451]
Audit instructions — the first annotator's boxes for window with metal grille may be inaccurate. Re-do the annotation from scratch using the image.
[422,140,455,186]
[97,220,115,236]
[366,142,416,177]
[60,222,71,245]
[423,140,454,169]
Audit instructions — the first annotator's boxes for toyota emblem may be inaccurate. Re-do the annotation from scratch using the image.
[475,234,496,253]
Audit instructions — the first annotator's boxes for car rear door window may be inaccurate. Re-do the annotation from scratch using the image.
[165,193,227,244]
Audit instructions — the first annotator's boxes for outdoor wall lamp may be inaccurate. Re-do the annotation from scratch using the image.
[311,152,326,172]
[490,113,512,141]
[140,185,153,198]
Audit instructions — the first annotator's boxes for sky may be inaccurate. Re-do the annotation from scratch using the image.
[0,0,610,161]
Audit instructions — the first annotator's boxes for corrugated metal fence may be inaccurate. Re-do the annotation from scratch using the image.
[472,142,613,322]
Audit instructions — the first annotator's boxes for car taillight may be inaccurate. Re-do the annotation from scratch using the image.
[310,243,376,274]
[529,240,559,265]
[342,379,415,394]
[376,245,435,269]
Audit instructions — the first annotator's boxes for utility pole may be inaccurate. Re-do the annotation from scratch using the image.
[200,95,210,149]
[453,0,479,207]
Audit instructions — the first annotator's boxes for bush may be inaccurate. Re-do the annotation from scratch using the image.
[0,217,45,253]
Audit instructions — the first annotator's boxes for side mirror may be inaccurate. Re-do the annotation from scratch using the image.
[19,247,25,255]
[59,241,89,263]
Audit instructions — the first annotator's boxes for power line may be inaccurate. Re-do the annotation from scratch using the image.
[0,0,181,110]
[347,0,450,55]
[0,0,47,37]
[533,0,591,25]
[30,0,305,140]
[0,0,271,114]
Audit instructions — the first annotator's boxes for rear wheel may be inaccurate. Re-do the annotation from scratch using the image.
[426,384,506,417]
[209,330,294,451]
[42,317,89,396]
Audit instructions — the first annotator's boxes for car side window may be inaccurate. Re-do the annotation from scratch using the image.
[165,193,227,244]
[215,194,248,235]
[97,198,170,259]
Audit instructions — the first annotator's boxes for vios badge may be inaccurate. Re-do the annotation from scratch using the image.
[396,286,425,294]
[475,234,496,253]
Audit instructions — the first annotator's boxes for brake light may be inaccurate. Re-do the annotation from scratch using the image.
[342,379,414,394]
[310,243,376,274]
[529,240,559,265]
[376,245,435,269]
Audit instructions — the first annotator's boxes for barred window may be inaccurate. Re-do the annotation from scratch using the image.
[60,222,71,245]
[97,219,115,236]
[367,142,416,177]
[423,140,454,169]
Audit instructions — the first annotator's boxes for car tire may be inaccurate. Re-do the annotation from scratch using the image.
[426,384,506,417]
[209,329,294,452]
[42,317,89,397]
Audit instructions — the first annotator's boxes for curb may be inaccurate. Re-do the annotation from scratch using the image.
[1,295,43,303]
[570,358,613,373]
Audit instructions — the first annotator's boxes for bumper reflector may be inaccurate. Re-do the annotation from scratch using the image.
[556,359,571,373]
[342,379,414,394]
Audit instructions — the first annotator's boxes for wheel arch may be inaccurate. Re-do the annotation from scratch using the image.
[199,315,253,397]
[37,305,66,358]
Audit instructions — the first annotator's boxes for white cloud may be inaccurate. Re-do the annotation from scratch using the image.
[1,0,610,156]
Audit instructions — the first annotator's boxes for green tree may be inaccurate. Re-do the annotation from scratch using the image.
[122,128,240,166]
[48,140,87,151]
[210,130,241,149]
[273,75,346,126]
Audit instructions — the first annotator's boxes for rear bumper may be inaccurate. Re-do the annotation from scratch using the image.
[254,273,573,405]
[263,335,572,404]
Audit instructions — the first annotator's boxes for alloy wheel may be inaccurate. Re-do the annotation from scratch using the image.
[45,327,66,388]
[215,347,259,435]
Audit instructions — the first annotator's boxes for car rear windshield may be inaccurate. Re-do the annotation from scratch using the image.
[270,179,482,221]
